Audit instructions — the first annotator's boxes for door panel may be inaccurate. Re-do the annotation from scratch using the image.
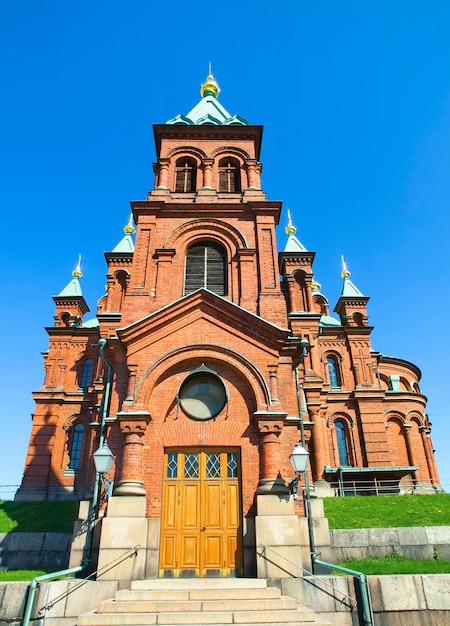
[160,449,242,578]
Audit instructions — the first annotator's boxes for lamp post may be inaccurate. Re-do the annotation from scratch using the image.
[289,440,316,573]
[291,337,317,573]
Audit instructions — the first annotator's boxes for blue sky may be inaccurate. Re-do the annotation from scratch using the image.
[1,1,450,498]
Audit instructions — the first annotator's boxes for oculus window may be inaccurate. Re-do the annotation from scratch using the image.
[178,364,228,421]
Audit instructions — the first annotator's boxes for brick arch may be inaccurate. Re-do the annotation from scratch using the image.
[166,146,207,162]
[320,349,343,363]
[384,411,406,426]
[379,373,390,390]
[210,146,251,161]
[327,411,354,428]
[134,344,270,414]
[406,411,425,427]
[163,218,248,251]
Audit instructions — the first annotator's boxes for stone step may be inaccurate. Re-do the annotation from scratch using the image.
[78,614,332,626]
[77,578,333,626]
[96,597,299,614]
[78,607,320,625]
[130,579,268,591]
[115,587,282,602]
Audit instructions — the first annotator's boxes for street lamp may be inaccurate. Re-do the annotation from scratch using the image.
[289,439,317,572]
[93,441,115,500]
[289,441,309,499]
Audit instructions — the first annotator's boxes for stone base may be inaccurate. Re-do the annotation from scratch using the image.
[113,480,146,497]
[255,494,303,578]
[256,477,290,495]
[96,496,149,581]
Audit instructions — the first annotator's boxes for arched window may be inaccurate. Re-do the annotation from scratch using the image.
[335,421,350,466]
[219,157,241,193]
[79,358,93,390]
[184,242,227,296]
[68,424,84,470]
[327,357,340,388]
[175,157,197,192]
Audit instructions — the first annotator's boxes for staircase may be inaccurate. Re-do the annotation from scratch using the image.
[77,578,333,626]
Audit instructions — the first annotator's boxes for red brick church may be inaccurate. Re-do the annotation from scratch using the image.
[17,72,441,578]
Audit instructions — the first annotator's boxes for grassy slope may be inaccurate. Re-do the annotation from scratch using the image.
[323,493,450,529]
[0,500,79,534]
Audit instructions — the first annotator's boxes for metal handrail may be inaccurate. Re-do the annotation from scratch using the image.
[22,545,139,626]
[257,544,357,607]
[257,543,374,626]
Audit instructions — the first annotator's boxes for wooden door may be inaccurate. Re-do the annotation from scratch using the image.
[159,449,242,578]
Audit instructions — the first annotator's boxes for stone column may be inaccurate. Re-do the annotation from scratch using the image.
[201,158,214,189]
[285,274,296,312]
[114,412,151,496]
[156,158,170,189]
[254,411,288,494]
[420,427,439,486]
[245,159,259,189]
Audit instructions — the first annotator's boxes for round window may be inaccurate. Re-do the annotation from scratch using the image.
[178,366,227,420]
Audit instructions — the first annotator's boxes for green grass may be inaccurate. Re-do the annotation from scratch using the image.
[334,552,450,575]
[0,569,58,582]
[0,500,79,534]
[323,493,450,529]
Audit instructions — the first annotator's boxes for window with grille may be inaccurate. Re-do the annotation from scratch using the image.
[218,157,241,193]
[335,422,350,466]
[327,357,340,388]
[69,424,84,470]
[184,242,227,295]
[79,358,93,390]
[175,157,197,192]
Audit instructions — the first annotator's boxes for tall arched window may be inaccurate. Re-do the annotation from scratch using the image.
[327,357,340,388]
[68,424,84,470]
[184,242,227,295]
[79,358,93,390]
[335,421,350,466]
[175,157,197,192]
[219,157,241,193]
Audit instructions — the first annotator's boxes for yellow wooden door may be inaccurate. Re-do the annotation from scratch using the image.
[159,449,242,578]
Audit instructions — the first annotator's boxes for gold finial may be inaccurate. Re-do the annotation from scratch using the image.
[73,254,83,278]
[124,213,135,234]
[311,276,321,292]
[200,64,220,98]
[285,209,297,235]
[341,255,351,279]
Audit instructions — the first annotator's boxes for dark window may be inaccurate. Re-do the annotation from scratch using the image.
[327,357,340,388]
[184,242,227,295]
[175,157,197,192]
[69,424,84,470]
[335,422,350,466]
[219,157,241,193]
[80,359,93,390]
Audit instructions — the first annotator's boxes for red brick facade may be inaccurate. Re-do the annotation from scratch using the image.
[17,77,441,517]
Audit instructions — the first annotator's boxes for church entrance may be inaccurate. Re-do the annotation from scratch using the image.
[159,448,243,578]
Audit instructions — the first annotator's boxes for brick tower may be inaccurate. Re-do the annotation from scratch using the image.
[17,72,441,579]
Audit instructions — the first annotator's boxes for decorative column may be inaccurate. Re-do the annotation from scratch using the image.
[114,412,151,496]
[420,426,440,486]
[245,159,259,189]
[201,158,214,189]
[155,158,170,189]
[254,411,288,494]
[285,274,297,313]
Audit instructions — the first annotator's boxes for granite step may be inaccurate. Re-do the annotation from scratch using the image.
[77,578,333,626]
